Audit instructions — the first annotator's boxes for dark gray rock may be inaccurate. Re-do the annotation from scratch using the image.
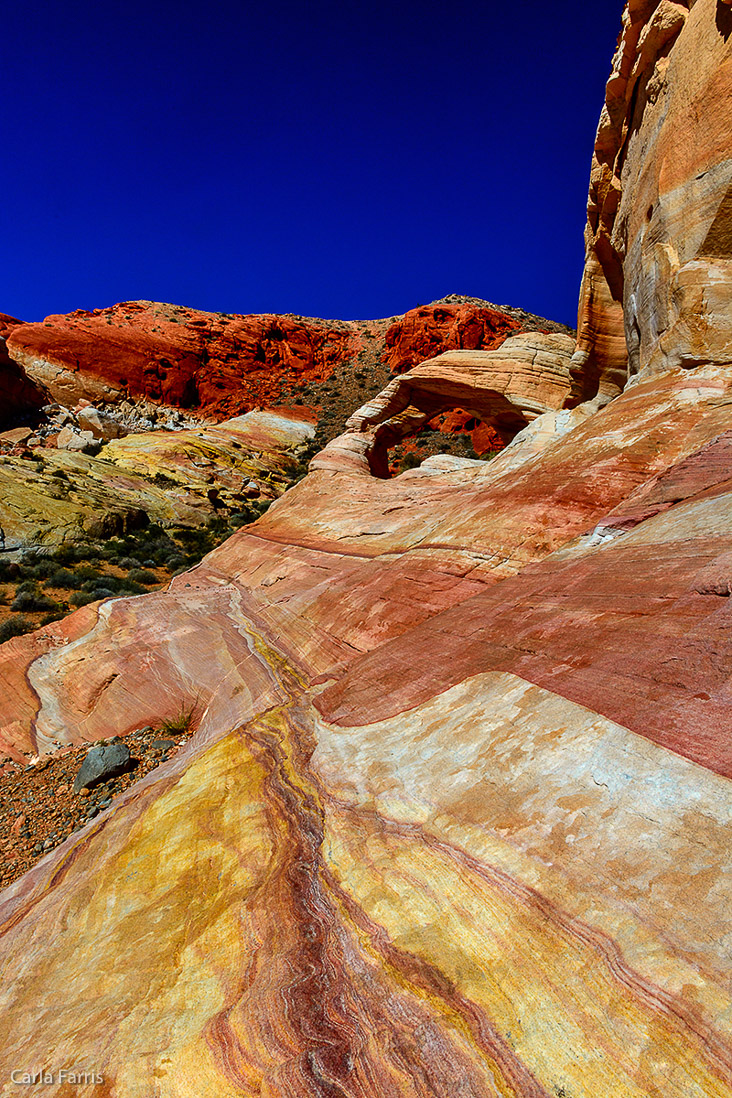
[73,743,130,793]
[151,739,175,752]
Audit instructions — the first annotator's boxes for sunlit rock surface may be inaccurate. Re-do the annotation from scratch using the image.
[575,0,732,400]
[0,410,313,550]
[0,353,730,1094]
[4,302,373,418]
[0,3,731,1095]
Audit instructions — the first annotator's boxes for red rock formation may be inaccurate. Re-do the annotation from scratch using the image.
[383,300,522,373]
[413,409,505,457]
[0,5,730,1094]
[6,301,367,418]
[323,332,575,475]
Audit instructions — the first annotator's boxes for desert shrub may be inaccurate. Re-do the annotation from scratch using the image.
[0,560,18,582]
[13,580,37,595]
[159,704,196,737]
[70,592,96,607]
[118,579,145,595]
[70,543,98,561]
[76,564,103,583]
[39,610,64,625]
[118,556,142,570]
[49,568,82,589]
[26,558,56,580]
[399,452,421,472]
[229,511,251,528]
[0,616,33,642]
[89,587,116,600]
[74,586,116,604]
[54,544,83,565]
[11,586,58,613]
[82,574,124,593]
[127,569,158,585]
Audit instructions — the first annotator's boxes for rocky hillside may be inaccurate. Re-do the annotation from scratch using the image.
[0,2,730,1096]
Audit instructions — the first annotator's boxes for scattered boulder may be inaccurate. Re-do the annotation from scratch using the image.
[77,406,128,440]
[56,425,100,454]
[72,743,131,793]
[150,739,175,752]
[0,426,33,446]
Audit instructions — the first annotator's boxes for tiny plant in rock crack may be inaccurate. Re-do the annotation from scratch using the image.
[159,703,197,738]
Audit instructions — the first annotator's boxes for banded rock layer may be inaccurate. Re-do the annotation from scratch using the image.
[575,0,732,399]
[0,2,730,1096]
[0,355,730,1096]
[0,410,313,551]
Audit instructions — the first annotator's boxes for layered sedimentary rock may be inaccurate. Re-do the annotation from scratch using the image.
[574,0,732,399]
[3,297,570,427]
[0,410,312,549]
[314,332,575,475]
[0,3,730,1096]
[0,355,731,1095]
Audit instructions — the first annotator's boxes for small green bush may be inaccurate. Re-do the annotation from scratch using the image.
[159,704,196,737]
[0,560,18,582]
[11,589,58,613]
[27,559,56,580]
[118,580,145,594]
[39,610,64,625]
[0,616,33,643]
[127,568,158,585]
[399,452,421,472]
[76,563,103,582]
[49,568,82,589]
[70,591,96,607]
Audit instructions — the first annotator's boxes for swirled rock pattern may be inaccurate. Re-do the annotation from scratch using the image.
[0,3,731,1095]
[0,353,731,1095]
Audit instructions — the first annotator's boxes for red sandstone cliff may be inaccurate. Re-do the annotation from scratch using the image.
[383,296,573,374]
[6,301,367,419]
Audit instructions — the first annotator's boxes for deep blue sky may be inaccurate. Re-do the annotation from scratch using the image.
[2,1,622,326]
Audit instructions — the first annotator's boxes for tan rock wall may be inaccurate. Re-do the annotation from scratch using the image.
[575,0,732,397]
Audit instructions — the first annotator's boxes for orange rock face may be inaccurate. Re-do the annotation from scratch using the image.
[318,332,575,476]
[383,300,524,374]
[0,5,730,1095]
[6,301,368,418]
